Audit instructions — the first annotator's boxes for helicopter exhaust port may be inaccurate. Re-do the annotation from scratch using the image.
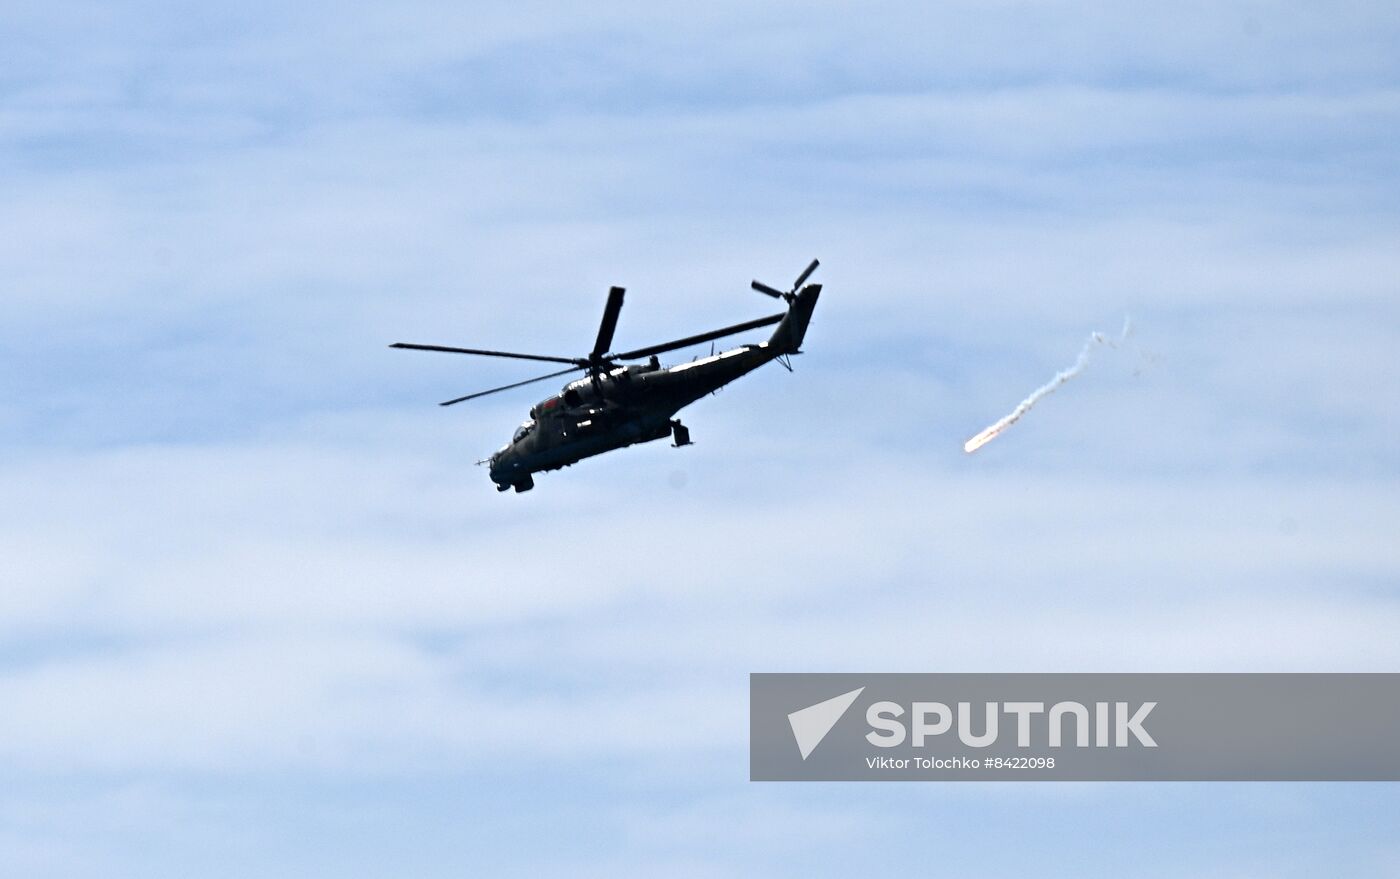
[670,420,693,447]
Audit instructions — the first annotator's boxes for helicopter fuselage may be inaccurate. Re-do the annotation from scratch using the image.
[488,340,777,490]
[487,282,819,491]
[393,263,822,493]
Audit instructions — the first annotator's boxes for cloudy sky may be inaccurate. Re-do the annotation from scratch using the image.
[3,1,1399,875]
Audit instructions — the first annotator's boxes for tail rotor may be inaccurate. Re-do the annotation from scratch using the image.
[751,259,819,304]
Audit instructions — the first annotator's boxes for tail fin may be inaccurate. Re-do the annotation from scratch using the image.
[767,284,821,354]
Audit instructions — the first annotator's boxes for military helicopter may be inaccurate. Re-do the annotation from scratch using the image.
[392,260,823,492]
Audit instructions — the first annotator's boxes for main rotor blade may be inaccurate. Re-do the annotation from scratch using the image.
[750,280,785,298]
[591,286,626,359]
[611,313,784,360]
[390,343,580,365]
[439,366,583,406]
[793,258,820,290]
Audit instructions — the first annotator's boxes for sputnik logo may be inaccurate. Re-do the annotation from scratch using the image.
[787,687,865,759]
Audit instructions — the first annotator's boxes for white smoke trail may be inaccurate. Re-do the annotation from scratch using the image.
[963,317,1132,454]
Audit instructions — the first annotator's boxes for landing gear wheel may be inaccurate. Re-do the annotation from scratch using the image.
[670,420,693,447]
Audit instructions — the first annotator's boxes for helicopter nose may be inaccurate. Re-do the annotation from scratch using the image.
[488,449,515,479]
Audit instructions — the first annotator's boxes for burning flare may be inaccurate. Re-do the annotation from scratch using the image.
[964,318,1131,454]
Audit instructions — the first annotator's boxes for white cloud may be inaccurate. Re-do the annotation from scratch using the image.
[0,425,1396,776]
[3,1,1399,874]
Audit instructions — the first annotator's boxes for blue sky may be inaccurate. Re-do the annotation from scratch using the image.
[3,1,1400,875]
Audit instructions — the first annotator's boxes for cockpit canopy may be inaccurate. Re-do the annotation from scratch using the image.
[512,421,534,443]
